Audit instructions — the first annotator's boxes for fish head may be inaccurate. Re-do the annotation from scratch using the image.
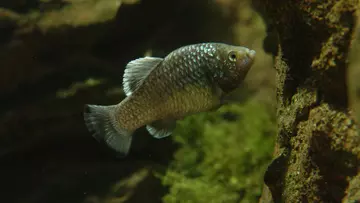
[214,44,256,93]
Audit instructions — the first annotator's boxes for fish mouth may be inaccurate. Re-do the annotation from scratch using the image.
[246,49,256,60]
[238,48,256,68]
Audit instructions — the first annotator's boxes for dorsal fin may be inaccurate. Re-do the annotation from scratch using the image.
[122,57,163,96]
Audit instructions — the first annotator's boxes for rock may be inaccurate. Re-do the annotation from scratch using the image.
[254,0,360,202]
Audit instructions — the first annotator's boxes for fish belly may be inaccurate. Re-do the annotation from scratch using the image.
[160,84,221,120]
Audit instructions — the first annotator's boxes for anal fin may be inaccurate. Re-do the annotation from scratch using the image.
[146,119,177,139]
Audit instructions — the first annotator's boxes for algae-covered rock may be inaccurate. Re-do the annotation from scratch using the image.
[160,100,276,203]
[254,0,360,202]
[348,9,360,129]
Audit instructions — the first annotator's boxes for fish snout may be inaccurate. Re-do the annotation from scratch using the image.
[246,49,256,60]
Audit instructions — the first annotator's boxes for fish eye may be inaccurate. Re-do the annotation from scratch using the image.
[228,51,237,62]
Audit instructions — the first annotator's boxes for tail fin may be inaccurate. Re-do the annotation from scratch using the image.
[84,104,133,157]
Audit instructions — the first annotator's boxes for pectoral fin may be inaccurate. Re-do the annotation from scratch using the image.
[146,119,177,139]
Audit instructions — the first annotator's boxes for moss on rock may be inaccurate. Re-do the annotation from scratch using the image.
[256,0,360,202]
[160,100,276,203]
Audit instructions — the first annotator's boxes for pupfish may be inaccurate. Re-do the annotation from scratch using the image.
[84,43,256,157]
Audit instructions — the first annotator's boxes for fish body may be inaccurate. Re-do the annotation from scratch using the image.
[84,43,256,157]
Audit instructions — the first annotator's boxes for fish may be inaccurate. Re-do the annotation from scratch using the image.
[84,43,256,157]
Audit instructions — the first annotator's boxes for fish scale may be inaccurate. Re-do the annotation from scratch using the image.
[84,43,256,157]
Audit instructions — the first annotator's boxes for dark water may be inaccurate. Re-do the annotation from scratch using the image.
[0,0,276,203]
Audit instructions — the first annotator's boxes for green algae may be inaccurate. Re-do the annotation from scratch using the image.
[56,78,106,98]
[160,100,276,203]
[348,9,360,129]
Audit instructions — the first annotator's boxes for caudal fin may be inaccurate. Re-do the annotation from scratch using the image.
[84,104,133,157]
